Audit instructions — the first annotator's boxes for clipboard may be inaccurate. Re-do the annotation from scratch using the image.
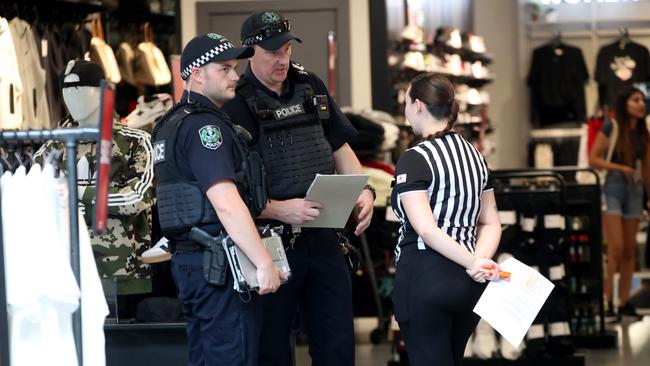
[301,174,369,229]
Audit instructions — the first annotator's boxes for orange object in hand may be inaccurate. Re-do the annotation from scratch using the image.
[483,269,511,280]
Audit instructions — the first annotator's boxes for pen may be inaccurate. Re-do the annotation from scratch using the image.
[483,269,511,280]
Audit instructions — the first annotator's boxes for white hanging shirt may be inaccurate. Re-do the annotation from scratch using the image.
[4,164,80,366]
[56,172,110,366]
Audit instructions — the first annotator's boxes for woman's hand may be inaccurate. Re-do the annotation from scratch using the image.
[619,165,638,184]
[466,257,501,283]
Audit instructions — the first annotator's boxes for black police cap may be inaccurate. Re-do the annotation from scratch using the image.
[240,10,302,51]
[180,33,254,80]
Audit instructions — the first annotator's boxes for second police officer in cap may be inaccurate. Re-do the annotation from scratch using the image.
[152,33,285,365]
[223,11,376,366]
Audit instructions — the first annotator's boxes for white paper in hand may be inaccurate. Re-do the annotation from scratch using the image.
[301,174,368,229]
[473,257,554,348]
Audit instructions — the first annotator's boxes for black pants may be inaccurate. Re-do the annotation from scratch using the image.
[171,251,261,366]
[259,229,355,366]
[393,246,486,366]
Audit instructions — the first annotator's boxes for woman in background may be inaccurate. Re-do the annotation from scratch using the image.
[391,73,502,366]
[589,86,648,319]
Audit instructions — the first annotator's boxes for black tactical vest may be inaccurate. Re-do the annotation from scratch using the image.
[237,65,335,199]
[152,102,267,235]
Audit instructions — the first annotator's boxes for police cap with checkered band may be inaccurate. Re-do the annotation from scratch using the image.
[240,10,302,51]
[180,33,254,80]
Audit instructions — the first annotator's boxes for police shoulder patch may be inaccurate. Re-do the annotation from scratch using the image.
[153,140,166,164]
[198,125,223,150]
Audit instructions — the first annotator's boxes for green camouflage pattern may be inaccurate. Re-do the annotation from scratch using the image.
[35,116,155,295]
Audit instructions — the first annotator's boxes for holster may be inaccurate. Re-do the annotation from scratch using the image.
[189,227,228,286]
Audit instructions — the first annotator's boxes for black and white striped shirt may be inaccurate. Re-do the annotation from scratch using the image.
[390,132,493,259]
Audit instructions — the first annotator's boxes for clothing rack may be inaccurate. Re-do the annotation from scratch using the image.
[0,127,100,366]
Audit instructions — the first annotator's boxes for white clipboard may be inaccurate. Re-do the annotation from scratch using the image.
[300,174,369,229]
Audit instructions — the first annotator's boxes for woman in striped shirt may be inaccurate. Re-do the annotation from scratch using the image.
[391,74,502,366]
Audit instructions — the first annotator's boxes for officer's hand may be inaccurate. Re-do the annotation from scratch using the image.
[279,198,324,225]
[256,261,284,295]
[353,190,374,236]
[466,257,501,283]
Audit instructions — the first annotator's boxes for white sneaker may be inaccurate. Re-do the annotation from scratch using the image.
[142,237,172,264]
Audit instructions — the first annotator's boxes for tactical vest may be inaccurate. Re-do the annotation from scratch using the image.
[152,102,267,235]
[237,67,335,199]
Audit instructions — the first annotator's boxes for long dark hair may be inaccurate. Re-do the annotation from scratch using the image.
[408,73,459,139]
[614,86,648,166]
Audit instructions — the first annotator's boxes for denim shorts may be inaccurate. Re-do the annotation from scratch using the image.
[603,171,644,219]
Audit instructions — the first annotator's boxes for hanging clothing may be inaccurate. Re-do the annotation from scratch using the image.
[9,18,51,129]
[2,165,79,366]
[527,43,589,126]
[0,17,23,129]
[595,40,650,107]
[35,116,155,295]
[33,23,68,126]
[55,174,109,366]
[1,163,109,365]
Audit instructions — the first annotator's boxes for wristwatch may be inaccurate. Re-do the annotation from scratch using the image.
[363,184,377,200]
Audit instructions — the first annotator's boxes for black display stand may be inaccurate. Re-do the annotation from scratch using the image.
[104,322,187,366]
[496,168,617,349]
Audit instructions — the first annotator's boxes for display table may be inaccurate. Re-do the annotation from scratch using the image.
[105,322,187,366]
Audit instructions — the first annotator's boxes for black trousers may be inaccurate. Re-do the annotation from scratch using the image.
[259,229,355,366]
[171,251,261,366]
[393,246,486,366]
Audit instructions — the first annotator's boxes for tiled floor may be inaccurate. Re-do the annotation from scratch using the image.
[295,316,650,366]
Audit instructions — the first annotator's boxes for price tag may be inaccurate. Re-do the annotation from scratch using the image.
[549,264,566,281]
[544,214,565,229]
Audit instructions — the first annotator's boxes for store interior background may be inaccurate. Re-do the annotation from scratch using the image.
[183,0,650,170]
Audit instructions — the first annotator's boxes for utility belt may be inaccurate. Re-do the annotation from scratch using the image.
[177,225,293,291]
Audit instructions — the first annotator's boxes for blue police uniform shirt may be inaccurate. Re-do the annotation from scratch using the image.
[176,90,240,193]
[222,63,358,151]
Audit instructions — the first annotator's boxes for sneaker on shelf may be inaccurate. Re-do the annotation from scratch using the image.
[402,51,426,72]
[469,34,487,54]
[142,237,172,264]
[126,93,174,131]
[401,24,424,43]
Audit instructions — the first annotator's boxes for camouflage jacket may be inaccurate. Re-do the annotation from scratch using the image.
[35,115,154,295]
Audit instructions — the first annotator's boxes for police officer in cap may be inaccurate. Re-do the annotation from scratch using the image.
[223,11,375,366]
[153,33,284,365]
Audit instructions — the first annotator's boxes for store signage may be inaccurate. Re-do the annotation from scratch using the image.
[539,0,639,4]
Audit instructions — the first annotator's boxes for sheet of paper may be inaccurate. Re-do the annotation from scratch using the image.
[301,174,369,229]
[473,257,555,348]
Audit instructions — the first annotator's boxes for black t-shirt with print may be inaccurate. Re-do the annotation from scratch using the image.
[595,41,650,107]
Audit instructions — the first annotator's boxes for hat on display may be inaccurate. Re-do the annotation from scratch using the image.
[180,33,254,80]
[61,60,105,88]
[240,10,302,51]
